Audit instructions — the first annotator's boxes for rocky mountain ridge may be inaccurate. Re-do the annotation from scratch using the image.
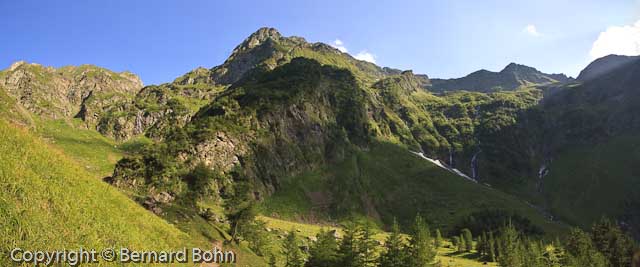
[429,62,573,93]
[0,61,142,121]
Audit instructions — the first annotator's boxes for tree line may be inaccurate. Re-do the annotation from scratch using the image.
[263,216,637,267]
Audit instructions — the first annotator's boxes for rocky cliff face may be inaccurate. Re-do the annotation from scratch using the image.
[0,61,142,120]
[95,83,222,140]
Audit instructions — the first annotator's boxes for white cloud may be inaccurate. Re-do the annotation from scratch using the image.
[330,39,348,53]
[524,24,541,37]
[590,20,640,59]
[354,50,376,64]
[329,39,377,63]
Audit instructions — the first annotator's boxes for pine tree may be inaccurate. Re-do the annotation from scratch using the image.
[407,214,436,267]
[225,179,257,243]
[488,231,496,262]
[479,232,489,256]
[497,222,523,267]
[283,231,305,267]
[591,217,635,267]
[379,219,408,267]
[358,222,378,267]
[544,241,566,267]
[338,222,361,267]
[434,229,443,249]
[306,229,339,267]
[565,228,608,267]
[461,228,473,252]
[458,234,466,252]
[476,232,484,256]
[241,219,271,256]
[522,240,544,267]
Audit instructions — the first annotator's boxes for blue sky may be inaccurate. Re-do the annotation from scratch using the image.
[1,0,638,85]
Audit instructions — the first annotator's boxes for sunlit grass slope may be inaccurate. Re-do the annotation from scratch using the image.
[34,118,153,178]
[0,120,194,265]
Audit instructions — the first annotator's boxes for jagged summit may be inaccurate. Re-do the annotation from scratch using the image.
[175,27,398,86]
[235,27,283,52]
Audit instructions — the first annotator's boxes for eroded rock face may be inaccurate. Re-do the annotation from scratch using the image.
[95,83,221,141]
[0,61,142,120]
[191,132,244,171]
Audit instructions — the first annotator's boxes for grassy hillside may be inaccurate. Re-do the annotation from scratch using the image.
[34,118,155,178]
[0,119,273,266]
[33,118,128,177]
[260,142,564,236]
[543,135,640,228]
[0,119,199,264]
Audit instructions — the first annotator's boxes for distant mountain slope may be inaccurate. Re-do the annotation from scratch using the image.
[429,63,572,93]
[0,61,142,120]
[466,55,640,238]
[577,54,640,82]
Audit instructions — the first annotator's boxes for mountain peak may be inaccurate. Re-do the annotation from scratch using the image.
[500,62,538,74]
[8,61,28,71]
[238,27,282,51]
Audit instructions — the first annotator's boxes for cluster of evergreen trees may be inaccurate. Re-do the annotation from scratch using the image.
[474,218,637,267]
[267,217,636,267]
[276,215,438,267]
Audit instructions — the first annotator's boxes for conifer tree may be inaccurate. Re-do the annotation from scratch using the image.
[478,231,488,256]
[458,234,466,252]
[591,218,635,267]
[497,222,523,267]
[434,229,443,249]
[461,228,473,252]
[407,214,436,267]
[522,240,544,267]
[306,229,339,267]
[283,231,305,267]
[488,231,496,262]
[545,238,567,267]
[379,219,408,267]
[338,222,361,267]
[359,222,378,267]
[565,228,608,267]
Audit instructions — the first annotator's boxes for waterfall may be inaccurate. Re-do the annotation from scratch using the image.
[449,148,454,167]
[410,151,476,183]
[470,150,482,180]
[537,163,549,193]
